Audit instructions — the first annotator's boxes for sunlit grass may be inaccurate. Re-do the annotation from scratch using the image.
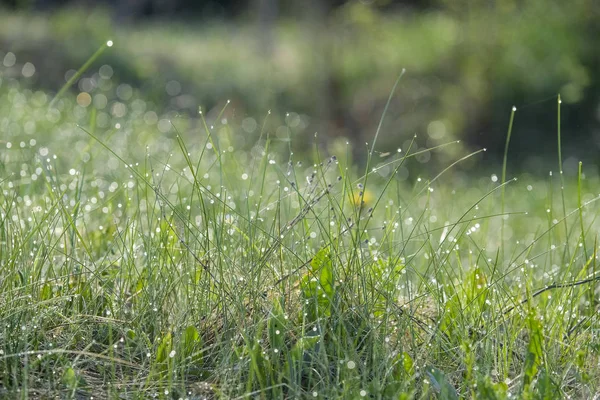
[1,52,600,399]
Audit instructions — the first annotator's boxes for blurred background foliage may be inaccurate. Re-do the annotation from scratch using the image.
[0,0,599,174]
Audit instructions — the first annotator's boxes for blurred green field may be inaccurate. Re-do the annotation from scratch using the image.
[1,1,599,170]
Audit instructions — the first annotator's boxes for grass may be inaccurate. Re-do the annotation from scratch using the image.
[1,45,600,399]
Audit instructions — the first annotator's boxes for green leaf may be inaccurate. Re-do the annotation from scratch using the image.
[135,270,147,292]
[268,299,287,353]
[301,247,335,323]
[391,351,415,381]
[523,310,543,392]
[290,335,320,363]
[155,332,173,364]
[181,325,201,360]
[248,340,267,389]
[314,251,334,298]
[537,368,559,400]
[477,376,507,399]
[17,270,26,285]
[402,352,415,376]
[425,366,458,400]
[466,267,488,311]
[40,283,53,300]
[62,367,78,389]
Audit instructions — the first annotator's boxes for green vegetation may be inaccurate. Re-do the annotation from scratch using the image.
[1,42,600,398]
[1,0,599,167]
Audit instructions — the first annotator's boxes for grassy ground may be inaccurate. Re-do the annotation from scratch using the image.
[1,47,600,399]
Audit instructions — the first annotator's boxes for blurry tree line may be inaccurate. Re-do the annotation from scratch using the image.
[1,0,599,172]
[1,0,431,18]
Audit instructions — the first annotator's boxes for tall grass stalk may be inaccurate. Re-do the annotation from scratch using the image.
[49,40,114,108]
[501,106,517,259]
[557,94,570,259]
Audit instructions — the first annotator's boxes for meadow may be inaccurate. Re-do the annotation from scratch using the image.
[1,42,600,399]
